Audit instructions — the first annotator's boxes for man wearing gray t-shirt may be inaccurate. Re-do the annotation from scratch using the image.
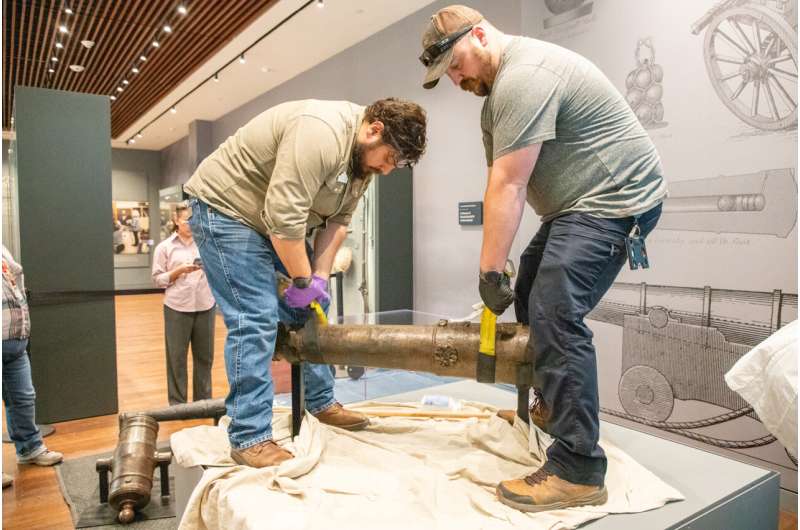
[420,5,666,512]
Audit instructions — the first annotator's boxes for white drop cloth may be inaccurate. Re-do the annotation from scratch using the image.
[172,401,683,530]
[726,320,798,457]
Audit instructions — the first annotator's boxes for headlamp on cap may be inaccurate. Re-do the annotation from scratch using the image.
[418,25,473,67]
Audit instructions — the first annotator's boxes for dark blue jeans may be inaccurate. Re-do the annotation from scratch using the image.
[187,198,336,449]
[514,204,662,486]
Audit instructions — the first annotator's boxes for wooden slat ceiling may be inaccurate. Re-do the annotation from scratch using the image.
[3,0,279,139]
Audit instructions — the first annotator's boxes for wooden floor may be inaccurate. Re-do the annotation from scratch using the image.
[2,294,798,529]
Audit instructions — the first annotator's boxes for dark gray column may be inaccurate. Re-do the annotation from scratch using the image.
[374,167,413,311]
[188,120,214,172]
[14,86,118,422]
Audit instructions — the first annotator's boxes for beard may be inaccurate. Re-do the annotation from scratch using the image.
[460,77,490,96]
[458,47,494,97]
[349,141,377,180]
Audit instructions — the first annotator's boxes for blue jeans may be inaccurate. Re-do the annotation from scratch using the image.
[187,198,336,449]
[514,204,662,486]
[2,338,45,458]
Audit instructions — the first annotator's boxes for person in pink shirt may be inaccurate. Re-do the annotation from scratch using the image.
[152,204,217,405]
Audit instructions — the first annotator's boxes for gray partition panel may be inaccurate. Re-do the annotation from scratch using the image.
[14,86,118,423]
[374,167,413,312]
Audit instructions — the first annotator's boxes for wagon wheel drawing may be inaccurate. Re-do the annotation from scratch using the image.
[702,5,797,130]
[544,0,586,15]
[619,365,675,422]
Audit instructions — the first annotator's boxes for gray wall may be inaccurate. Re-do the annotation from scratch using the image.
[112,148,162,289]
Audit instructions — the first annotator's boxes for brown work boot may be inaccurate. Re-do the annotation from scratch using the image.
[497,389,550,429]
[497,468,607,513]
[313,402,369,431]
[230,440,294,468]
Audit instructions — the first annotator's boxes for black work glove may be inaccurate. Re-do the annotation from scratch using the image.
[478,270,514,316]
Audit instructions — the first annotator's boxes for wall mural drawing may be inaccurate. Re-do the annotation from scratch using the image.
[589,282,798,464]
[691,0,798,131]
[543,0,594,29]
[658,167,797,237]
[625,37,668,129]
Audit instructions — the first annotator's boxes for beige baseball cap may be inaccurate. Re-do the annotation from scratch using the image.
[420,5,483,89]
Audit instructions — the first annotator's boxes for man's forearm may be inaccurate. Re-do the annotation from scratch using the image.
[312,222,348,279]
[480,174,527,272]
[270,236,312,278]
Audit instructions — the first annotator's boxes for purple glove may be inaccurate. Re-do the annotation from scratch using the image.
[284,274,331,308]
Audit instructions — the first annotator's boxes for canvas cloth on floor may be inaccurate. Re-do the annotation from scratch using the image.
[172,401,683,530]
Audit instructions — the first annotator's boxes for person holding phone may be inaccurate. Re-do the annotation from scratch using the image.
[152,204,217,405]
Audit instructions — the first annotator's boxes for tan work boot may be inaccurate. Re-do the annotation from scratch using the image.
[497,468,607,513]
[230,440,293,468]
[313,402,369,431]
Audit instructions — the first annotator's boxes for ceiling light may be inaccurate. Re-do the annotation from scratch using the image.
[136,132,143,138]
[239,54,246,64]
[55,42,64,49]
[152,40,160,48]
[163,25,172,33]
[69,64,85,72]
[122,79,129,85]
[48,68,55,73]
[110,95,116,101]
[213,73,219,82]
[64,4,73,15]
[316,0,324,7]
[140,55,147,61]
[132,66,139,74]
[128,138,136,145]
[51,56,59,62]
[177,4,187,15]
[116,86,123,92]
[170,106,177,114]
[81,40,95,49]
[59,25,68,34]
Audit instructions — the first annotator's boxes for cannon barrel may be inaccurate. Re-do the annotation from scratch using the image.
[119,399,226,425]
[96,414,172,524]
[275,321,533,386]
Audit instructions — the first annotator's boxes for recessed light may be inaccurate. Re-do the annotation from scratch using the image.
[59,25,68,34]
[136,132,143,138]
[122,79,129,85]
[110,95,116,101]
[69,64,85,72]
[48,68,55,73]
[140,55,147,61]
[132,67,139,74]
[177,4,187,15]
[152,40,160,48]
[51,56,59,62]
[81,40,95,49]
[55,42,64,49]
[163,25,172,33]
[116,87,123,92]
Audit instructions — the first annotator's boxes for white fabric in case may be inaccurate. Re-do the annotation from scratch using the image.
[726,319,798,457]
[172,401,683,530]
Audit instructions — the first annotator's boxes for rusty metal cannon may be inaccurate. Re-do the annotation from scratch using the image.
[123,319,535,437]
[96,414,172,524]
